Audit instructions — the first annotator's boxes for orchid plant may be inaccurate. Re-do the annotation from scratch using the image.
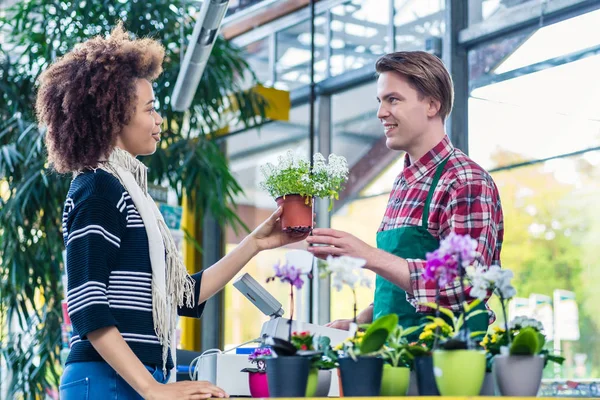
[243,347,272,373]
[421,232,479,348]
[259,150,349,209]
[467,264,516,346]
[318,255,372,326]
[266,250,314,340]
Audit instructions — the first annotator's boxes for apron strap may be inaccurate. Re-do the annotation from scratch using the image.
[421,152,453,227]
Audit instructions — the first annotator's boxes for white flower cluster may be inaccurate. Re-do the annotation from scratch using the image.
[468,265,516,300]
[259,150,349,199]
[324,255,371,291]
[509,316,544,332]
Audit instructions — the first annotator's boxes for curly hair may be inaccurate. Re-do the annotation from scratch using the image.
[36,22,165,173]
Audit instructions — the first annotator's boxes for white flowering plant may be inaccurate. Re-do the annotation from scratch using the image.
[259,150,349,206]
[467,265,516,347]
[318,256,371,324]
[480,316,564,370]
[469,265,565,369]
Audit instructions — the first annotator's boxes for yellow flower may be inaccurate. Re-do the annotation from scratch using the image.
[419,330,433,340]
[490,335,498,343]
[425,323,437,331]
[481,336,489,346]
[493,326,505,333]
[433,317,446,327]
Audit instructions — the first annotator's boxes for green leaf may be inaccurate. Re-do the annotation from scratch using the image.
[360,314,398,354]
[510,327,540,356]
[420,302,455,320]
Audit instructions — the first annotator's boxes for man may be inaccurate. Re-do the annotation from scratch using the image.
[307,51,503,333]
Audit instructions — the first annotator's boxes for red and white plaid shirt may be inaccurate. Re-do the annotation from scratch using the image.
[379,135,504,315]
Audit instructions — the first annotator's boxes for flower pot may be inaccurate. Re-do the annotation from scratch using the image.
[266,356,310,397]
[315,369,332,397]
[305,368,318,397]
[407,370,419,396]
[380,364,410,396]
[479,372,496,396]
[433,350,486,396]
[336,368,344,397]
[248,371,269,398]
[414,356,439,396]
[338,356,383,397]
[493,354,544,396]
[276,195,313,233]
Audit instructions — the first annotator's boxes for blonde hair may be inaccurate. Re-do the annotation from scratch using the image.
[375,51,454,122]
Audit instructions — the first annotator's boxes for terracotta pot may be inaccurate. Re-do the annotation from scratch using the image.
[275,195,313,233]
[248,371,269,398]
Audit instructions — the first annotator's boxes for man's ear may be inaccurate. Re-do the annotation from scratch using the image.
[427,97,441,118]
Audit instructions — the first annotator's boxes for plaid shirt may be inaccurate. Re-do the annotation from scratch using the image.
[379,135,504,316]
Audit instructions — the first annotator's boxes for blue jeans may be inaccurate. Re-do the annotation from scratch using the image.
[59,361,170,400]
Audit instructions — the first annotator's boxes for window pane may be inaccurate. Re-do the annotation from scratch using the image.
[241,37,271,86]
[469,53,600,170]
[276,18,327,90]
[394,0,445,51]
[330,0,391,77]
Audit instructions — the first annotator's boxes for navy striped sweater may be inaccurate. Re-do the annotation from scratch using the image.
[62,169,204,370]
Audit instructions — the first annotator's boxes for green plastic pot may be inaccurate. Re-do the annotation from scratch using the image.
[380,364,410,396]
[433,350,486,396]
[305,368,319,397]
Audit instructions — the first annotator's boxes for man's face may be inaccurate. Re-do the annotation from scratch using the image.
[376,71,433,152]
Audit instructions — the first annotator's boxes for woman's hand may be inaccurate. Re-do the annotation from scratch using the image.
[249,207,309,251]
[144,380,228,400]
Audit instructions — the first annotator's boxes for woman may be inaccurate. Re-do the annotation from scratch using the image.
[36,24,307,399]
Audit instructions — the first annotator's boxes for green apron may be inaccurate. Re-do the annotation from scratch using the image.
[373,155,488,341]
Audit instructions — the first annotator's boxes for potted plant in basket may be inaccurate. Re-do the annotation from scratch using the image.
[419,232,490,396]
[241,347,272,398]
[264,250,314,398]
[259,150,348,233]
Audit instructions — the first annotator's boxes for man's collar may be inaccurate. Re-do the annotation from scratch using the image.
[402,135,454,185]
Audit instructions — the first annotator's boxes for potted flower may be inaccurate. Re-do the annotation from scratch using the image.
[380,324,422,396]
[335,314,398,397]
[241,347,272,398]
[264,250,314,398]
[419,232,489,396]
[290,332,337,397]
[259,150,348,233]
[468,265,565,396]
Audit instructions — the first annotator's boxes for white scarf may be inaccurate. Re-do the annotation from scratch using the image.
[99,147,195,381]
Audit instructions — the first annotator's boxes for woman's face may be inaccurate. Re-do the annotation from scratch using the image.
[116,79,163,156]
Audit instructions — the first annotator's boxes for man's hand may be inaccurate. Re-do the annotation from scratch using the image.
[306,228,376,262]
[325,305,374,330]
[144,380,228,400]
[325,319,353,330]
